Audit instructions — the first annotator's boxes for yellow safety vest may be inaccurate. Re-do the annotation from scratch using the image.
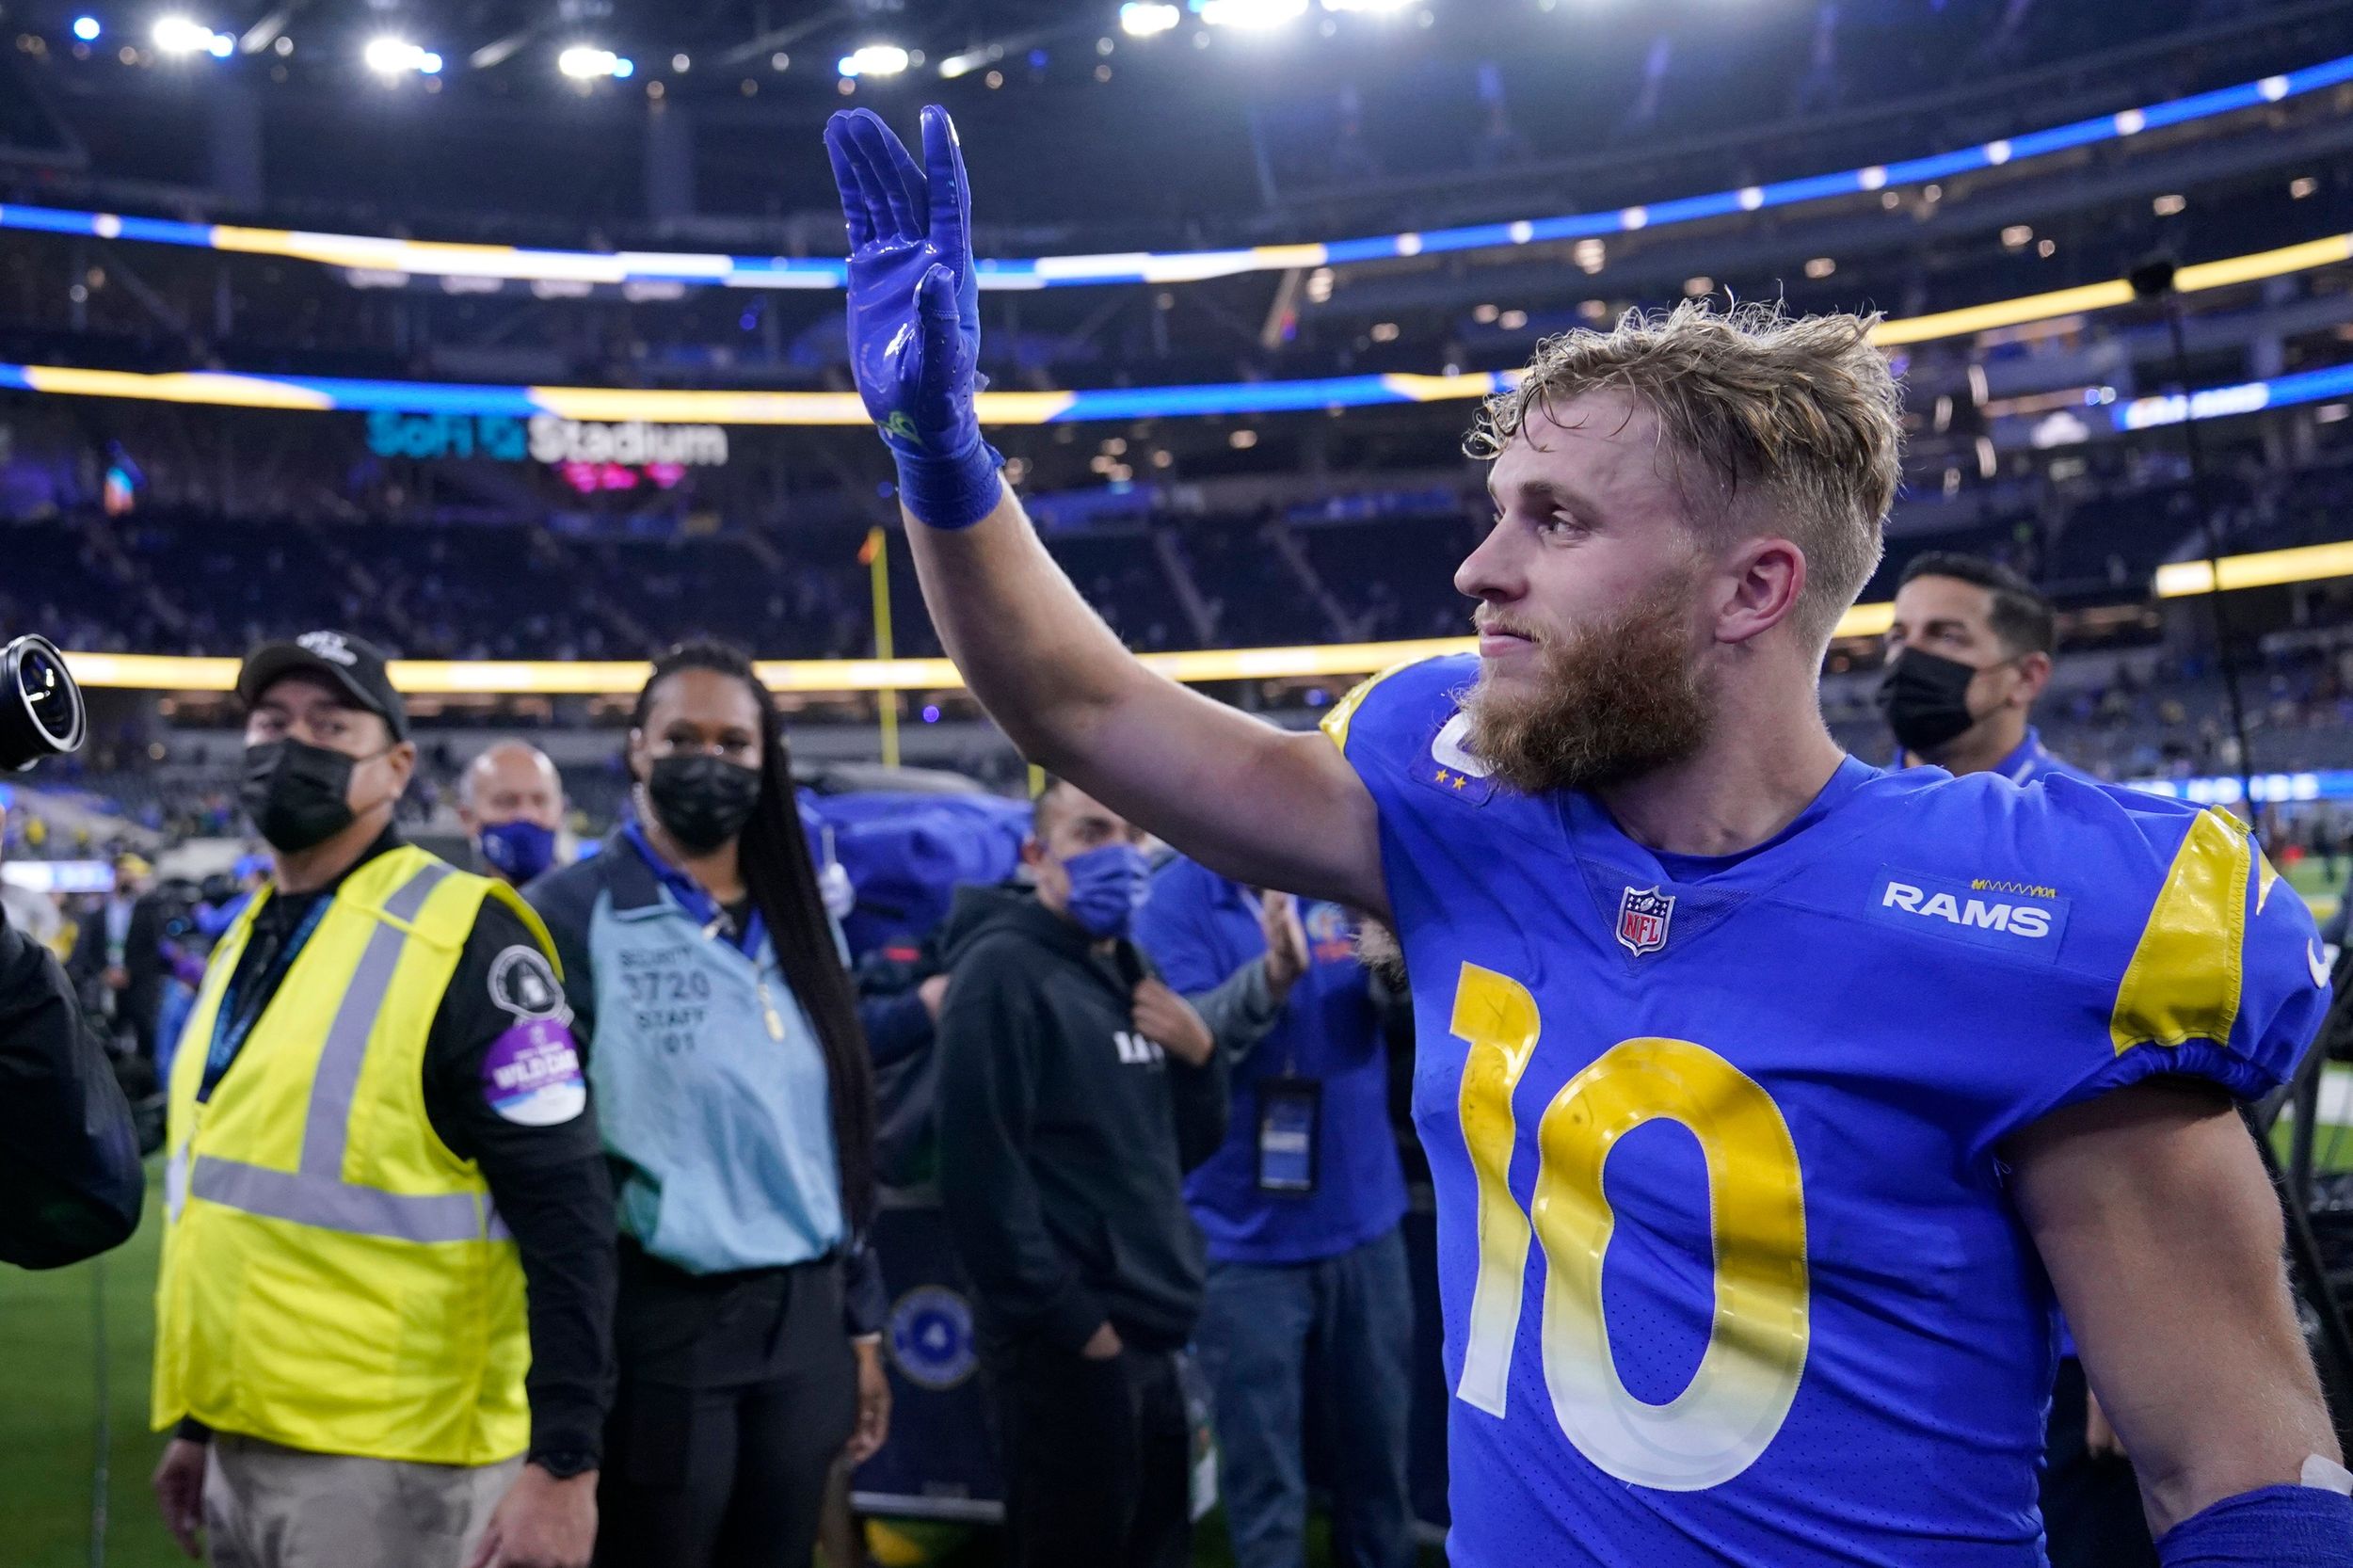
[152,844,559,1466]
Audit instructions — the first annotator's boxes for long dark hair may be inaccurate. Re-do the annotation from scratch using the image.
[631,640,877,1231]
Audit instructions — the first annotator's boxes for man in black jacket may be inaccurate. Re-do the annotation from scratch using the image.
[936,779,1225,1568]
[0,891,143,1269]
[69,852,166,1063]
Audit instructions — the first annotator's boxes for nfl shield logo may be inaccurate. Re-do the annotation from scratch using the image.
[1616,886,1675,956]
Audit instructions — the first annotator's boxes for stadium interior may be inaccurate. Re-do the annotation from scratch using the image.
[9,0,2353,1564]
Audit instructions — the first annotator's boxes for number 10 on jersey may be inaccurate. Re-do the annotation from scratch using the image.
[1450,963,1812,1491]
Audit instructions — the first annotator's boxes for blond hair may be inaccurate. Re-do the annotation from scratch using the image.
[1466,299,1904,648]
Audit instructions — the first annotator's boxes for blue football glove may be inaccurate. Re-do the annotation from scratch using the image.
[825,104,1005,531]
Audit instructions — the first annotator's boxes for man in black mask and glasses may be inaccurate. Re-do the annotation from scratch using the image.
[151,631,616,1568]
[1877,552,2094,790]
[1881,561,2146,1568]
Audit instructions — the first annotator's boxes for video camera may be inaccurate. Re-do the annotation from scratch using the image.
[0,635,87,772]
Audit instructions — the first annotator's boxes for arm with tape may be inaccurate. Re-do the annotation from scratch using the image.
[2010,1080,2352,1563]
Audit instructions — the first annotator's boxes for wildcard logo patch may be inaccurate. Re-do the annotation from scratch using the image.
[1867,868,2070,962]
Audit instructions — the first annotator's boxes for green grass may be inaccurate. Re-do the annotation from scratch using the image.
[24,851,2349,1568]
[2284,855,2347,920]
[0,1163,181,1568]
[0,1166,1432,1568]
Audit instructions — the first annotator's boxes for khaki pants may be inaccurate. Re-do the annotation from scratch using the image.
[202,1432,521,1568]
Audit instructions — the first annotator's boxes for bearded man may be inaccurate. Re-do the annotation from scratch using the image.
[823,104,2352,1568]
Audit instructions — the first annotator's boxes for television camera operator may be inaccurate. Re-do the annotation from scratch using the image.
[0,633,144,1270]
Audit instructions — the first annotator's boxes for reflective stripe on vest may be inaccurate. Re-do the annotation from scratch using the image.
[171,861,507,1243]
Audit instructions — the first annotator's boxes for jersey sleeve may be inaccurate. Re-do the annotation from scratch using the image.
[2046,785,2329,1114]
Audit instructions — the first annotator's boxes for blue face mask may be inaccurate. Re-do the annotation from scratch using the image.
[478,820,559,886]
[1061,842,1149,939]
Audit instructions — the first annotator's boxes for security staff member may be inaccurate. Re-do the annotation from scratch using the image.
[1881,559,2137,1568]
[528,641,890,1568]
[459,741,568,888]
[149,632,616,1568]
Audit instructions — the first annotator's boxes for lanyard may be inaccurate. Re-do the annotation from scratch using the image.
[619,821,786,1040]
[621,820,767,957]
[203,896,331,1094]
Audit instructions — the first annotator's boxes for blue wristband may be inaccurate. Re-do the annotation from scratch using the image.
[891,431,1005,532]
[2156,1483,2353,1566]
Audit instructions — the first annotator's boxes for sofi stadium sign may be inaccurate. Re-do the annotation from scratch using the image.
[365,412,728,491]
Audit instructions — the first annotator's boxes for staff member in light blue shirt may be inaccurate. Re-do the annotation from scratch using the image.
[529,642,890,1568]
[1134,858,1414,1568]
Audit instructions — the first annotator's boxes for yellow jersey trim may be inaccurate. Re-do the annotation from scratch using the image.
[2109,808,2249,1054]
[1320,657,1438,757]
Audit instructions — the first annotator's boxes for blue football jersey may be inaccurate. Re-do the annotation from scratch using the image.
[1323,655,2328,1567]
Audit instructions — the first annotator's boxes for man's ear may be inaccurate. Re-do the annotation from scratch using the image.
[382,740,419,794]
[2013,650,2056,707]
[1020,836,1046,871]
[624,728,648,785]
[1714,536,1809,647]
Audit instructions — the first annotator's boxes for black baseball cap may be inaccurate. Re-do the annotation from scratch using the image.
[235,631,408,742]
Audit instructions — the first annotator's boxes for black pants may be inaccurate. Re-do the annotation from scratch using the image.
[595,1242,858,1568]
[988,1337,1192,1568]
[2041,1355,2157,1568]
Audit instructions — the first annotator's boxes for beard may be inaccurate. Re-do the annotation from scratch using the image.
[1461,572,1716,796]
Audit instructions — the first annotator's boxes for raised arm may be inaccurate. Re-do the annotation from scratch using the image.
[824,105,1384,915]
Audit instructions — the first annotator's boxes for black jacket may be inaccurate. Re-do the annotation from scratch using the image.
[69,893,166,1044]
[0,898,142,1269]
[935,884,1228,1355]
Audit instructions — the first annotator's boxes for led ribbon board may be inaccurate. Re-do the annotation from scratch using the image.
[7,246,2352,428]
[3,53,2348,290]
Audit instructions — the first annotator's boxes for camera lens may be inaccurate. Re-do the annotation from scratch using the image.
[0,635,88,772]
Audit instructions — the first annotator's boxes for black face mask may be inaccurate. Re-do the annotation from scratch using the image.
[1876,648,1985,757]
[646,754,761,854]
[242,738,360,853]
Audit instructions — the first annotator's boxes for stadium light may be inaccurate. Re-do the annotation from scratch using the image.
[558,45,631,80]
[839,43,910,78]
[72,16,102,42]
[1193,0,1310,27]
[152,16,232,56]
[1321,0,1419,12]
[1121,2,1182,34]
[364,38,441,76]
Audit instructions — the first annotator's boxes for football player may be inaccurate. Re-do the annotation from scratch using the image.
[824,105,2351,1566]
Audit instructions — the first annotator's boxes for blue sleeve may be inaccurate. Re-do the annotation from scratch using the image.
[2154,1483,2353,1565]
[1133,861,1232,999]
[2052,793,2328,1114]
[859,989,935,1074]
